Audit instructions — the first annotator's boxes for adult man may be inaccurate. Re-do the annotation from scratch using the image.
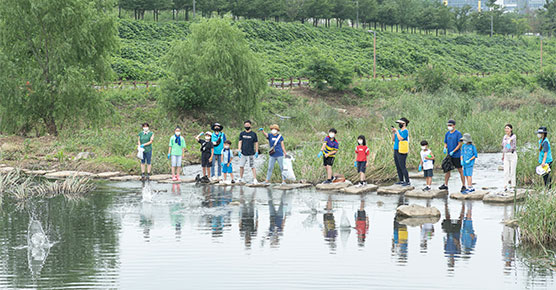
[238,120,259,184]
[439,119,465,192]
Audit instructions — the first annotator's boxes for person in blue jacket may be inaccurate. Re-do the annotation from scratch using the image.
[210,122,226,181]
[537,127,553,188]
[460,133,478,194]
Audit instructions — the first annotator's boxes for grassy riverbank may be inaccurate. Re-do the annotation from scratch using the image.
[1,72,555,186]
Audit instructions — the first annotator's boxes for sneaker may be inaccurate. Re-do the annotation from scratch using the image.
[356,183,363,188]
[238,178,244,183]
[439,184,448,190]
[362,181,367,186]
[146,173,150,180]
[468,187,475,193]
[423,186,431,191]
[252,179,258,185]
[231,180,236,184]
[402,182,411,187]
[322,179,332,184]
[460,187,468,193]
[172,176,178,181]
[262,181,270,185]
[281,181,287,185]
[394,181,404,185]
[176,176,181,182]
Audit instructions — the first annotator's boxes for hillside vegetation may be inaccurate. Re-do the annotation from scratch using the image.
[114,18,556,81]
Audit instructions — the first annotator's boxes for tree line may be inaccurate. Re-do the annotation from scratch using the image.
[118,0,556,36]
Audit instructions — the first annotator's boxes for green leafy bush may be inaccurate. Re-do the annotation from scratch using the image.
[414,65,449,92]
[536,68,556,91]
[303,50,353,90]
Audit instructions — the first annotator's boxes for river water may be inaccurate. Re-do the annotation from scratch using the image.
[0,154,554,289]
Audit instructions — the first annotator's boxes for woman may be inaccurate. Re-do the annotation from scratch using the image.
[501,124,517,191]
[391,117,410,186]
[537,127,553,188]
[261,124,286,185]
[138,122,154,181]
[210,122,226,181]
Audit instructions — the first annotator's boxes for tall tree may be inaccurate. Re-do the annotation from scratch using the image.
[0,0,118,135]
[453,5,472,34]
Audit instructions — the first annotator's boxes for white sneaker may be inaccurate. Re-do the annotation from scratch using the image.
[252,179,258,185]
[238,178,244,183]
[225,180,232,185]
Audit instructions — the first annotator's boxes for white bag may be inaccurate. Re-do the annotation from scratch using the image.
[137,146,144,160]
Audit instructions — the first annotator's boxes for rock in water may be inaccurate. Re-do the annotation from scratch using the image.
[483,189,528,203]
[377,184,414,195]
[450,191,488,200]
[405,189,448,199]
[396,204,441,218]
[316,182,351,191]
[342,184,379,194]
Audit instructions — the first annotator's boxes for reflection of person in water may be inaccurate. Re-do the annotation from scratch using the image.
[442,200,464,269]
[420,200,435,252]
[323,195,337,251]
[461,201,477,255]
[355,196,369,247]
[502,206,517,272]
[267,190,286,246]
[201,185,232,238]
[139,202,154,242]
[392,195,408,262]
[239,188,258,249]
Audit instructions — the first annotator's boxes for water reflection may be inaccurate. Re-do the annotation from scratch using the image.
[27,219,52,278]
[355,196,369,247]
[420,201,435,253]
[323,195,337,252]
[170,184,184,242]
[502,206,517,274]
[239,187,258,249]
[201,185,232,238]
[392,195,408,263]
[442,200,463,270]
[461,201,477,257]
[265,189,286,247]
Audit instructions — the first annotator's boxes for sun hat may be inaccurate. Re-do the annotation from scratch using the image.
[447,119,456,126]
[269,124,280,131]
[396,117,410,125]
[211,122,223,131]
[460,133,472,144]
[537,126,548,134]
[205,131,212,136]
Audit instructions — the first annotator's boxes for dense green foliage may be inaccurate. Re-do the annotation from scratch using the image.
[303,50,353,90]
[115,18,556,81]
[0,0,118,136]
[159,18,266,119]
[518,191,556,247]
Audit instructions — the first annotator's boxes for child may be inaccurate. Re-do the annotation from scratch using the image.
[460,133,478,194]
[419,140,435,191]
[168,126,186,181]
[355,135,370,186]
[195,131,213,183]
[319,128,339,184]
[221,140,235,184]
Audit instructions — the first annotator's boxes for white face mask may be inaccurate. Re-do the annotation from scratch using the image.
[448,126,453,131]
[205,137,210,141]
[271,129,278,135]
[537,133,543,139]
[143,127,149,132]
[421,146,427,150]
[358,139,363,145]
[175,132,181,136]
[224,146,230,149]
[329,133,335,138]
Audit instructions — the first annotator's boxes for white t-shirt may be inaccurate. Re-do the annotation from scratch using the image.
[420,149,434,170]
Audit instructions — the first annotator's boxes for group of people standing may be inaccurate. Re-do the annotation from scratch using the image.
[391,118,553,192]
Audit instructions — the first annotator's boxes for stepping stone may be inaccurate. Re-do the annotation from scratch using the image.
[229,201,241,206]
[246,183,270,188]
[273,183,313,190]
[377,184,414,195]
[93,172,121,179]
[481,186,498,190]
[0,167,15,174]
[109,175,141,181]
[405,189,448,199]
[396,204,441,218]
[450,190,488,200]
[22,169,55,175]
[157,177,196,184]
[44,171,93,179]
[503,219,518,227]
[408,171,425,179]
[341,184,379,194]
[483,189,528,203]
[315,182,351,191]
[149,174,173,181]
[397,216,440,227]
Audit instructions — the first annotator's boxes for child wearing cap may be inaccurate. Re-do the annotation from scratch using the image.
[221,140,235,184]
[419,140,435,191]
[537,126,553,188]
[319,128,339,184]
[195,131,214,182]
[460,133,478,194]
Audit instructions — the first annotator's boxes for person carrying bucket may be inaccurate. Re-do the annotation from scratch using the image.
[536,126,553,188]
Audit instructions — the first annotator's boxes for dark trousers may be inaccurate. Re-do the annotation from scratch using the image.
[394,150,410,183]
[544,162,553,188]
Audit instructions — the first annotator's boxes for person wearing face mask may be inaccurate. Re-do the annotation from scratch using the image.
[391,117,411,186]
[354,135,370,187]
[238,120,259,184]
[440,119,465,192]
[210,122,227,181]
[536,127,553,188]
[195,131,214,183]
[501,124,517,191]
[319,128,339,184]
[260,124,287,184]
[137,122,154,181]
[221,140,235,184]
[168,126,187,181]
[419,140,435,191]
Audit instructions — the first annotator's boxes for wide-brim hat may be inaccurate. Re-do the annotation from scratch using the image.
[396,117,410,125]
[211,122,223,131]
[269,124,280,131]
[537,126,548,134]
[460,133,472,143]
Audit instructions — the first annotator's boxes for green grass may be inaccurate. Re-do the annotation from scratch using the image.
[517,190,556,247]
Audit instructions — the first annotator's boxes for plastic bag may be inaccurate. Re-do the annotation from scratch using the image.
[137,146,144,160]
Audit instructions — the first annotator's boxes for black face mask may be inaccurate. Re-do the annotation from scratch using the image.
[244,126,251,131]
[398,123,404,129]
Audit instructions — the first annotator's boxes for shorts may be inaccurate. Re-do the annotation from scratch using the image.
[239,155,255,168]
[201,154,211,167]
[452,157,462,169]
[323,156,335,167]
[424,169,433,178]
[171,155,182,167]
[356,161,367,173]
[463,166,473,177]
[141,151,152,165]
[223,163,233,174]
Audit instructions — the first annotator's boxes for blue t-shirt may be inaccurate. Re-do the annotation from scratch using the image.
[461,144,478,166]
[268,134,284,157]
[393,129,408,150]
[445,130,463,158]
[211,132,226,155]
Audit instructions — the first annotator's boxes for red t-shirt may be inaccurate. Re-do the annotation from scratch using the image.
[355,145,369,162]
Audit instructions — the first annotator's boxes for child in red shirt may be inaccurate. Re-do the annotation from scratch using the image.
[355,135,370,186]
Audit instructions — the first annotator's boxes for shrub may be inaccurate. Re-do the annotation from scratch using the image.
[303,50,353,91]
[536,68,556,91]
[414,65,450,92]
